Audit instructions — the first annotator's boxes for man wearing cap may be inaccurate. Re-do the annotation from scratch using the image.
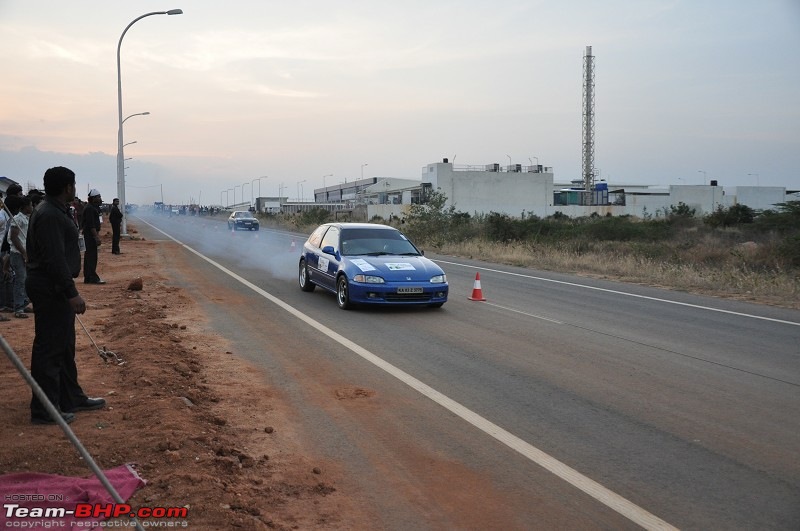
[82,189,104,284]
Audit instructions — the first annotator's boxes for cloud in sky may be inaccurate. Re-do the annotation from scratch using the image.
[0,0,798,206]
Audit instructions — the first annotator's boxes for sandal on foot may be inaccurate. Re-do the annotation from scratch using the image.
[14,312,28,319]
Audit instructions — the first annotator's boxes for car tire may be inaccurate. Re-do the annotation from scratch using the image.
[299,259,315,292]
[336,275,351,310]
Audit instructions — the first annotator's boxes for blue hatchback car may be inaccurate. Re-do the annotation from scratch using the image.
[298,223,448,309]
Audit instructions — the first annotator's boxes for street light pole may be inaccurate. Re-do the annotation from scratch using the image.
[697,170,707,184]
[251,176,267,211]
[297,180,307,202]
[322,174,333,202]
[361,163,368,180]
[748,173,760,186]
[117,9,182,236]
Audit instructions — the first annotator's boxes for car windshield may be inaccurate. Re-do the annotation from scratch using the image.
[339,228,420,256]
[234,212,254,219]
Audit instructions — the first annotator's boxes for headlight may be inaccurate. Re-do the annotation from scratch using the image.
[353,274,385,283]
[429,274,447,283]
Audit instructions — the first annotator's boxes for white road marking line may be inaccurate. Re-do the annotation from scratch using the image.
[436,259,800,327]
[484,302,564,324]
[140,219,678,530]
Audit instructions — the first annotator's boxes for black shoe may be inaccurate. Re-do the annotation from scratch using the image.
[31,411,75,425]
[84,279,106,285]
[69,397,106,412]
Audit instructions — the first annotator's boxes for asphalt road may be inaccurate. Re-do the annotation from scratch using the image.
[133,212,800,530]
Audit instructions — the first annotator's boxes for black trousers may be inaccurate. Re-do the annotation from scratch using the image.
[26,273,87,419]
[111,222,121,254]
[83,238,99,281]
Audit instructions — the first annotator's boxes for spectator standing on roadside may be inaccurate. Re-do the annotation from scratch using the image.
[109,198,122,255]
[27,166,105,424]
[6,195,33,318]
[28,189,44,208]
[0,184,24,316]
[0,192,9,321]
[82,189,105,284]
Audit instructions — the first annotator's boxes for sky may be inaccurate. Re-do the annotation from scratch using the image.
[1,0,799,206]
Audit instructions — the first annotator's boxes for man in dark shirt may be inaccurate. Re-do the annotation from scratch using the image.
[82,189,104,284]
[109,198,123,254]
[26,166,105,424]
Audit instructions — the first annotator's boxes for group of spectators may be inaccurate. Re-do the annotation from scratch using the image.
[0,184,43,319]
[4,167,121,425]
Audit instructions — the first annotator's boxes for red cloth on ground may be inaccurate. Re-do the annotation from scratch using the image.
[0,464,145,526]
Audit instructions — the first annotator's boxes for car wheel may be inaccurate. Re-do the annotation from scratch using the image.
[336,275,351,310]
[299,259,315,292]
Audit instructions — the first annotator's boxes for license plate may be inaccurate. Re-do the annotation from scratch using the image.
[397,287,423,294]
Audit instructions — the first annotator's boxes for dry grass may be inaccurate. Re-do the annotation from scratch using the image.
[437,239,800,309]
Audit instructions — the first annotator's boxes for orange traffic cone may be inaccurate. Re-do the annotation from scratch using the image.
[467,272,487,301]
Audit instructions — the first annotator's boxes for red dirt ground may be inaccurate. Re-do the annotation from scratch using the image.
[0,224,371,529]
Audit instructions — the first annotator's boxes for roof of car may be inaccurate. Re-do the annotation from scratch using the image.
[325,222,395,230]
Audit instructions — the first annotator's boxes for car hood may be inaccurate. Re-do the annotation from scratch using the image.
[345,255,443,280]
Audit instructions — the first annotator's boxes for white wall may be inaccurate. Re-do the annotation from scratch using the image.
[426,162,554,217]
[424,162,792,218]
[733,187,788,211]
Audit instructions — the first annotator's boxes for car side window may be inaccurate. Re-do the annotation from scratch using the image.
[319,226,339,252]
[308,225,327,248]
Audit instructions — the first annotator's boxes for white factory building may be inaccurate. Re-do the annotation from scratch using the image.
[350,159,796,221]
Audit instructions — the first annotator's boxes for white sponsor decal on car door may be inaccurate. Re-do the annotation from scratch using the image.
[318,256,330,271]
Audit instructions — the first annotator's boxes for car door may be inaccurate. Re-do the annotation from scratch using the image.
[304,225,327,276]
[315,226,340,290]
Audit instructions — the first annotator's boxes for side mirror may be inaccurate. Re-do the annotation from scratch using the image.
[322,245,336,256]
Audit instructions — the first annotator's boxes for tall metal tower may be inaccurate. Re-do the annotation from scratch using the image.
[581,45,596,200]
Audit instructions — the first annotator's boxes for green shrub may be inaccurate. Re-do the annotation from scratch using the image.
[705,204,756,228]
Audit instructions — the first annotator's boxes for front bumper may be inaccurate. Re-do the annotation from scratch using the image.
[348,282,448,305]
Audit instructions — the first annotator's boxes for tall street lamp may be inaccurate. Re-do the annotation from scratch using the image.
[697,170,707,184]
[322,174,333,202]
[242,181,250,206]
[117,9,183,236]
[297,180,307,201]
[748,173,760,186]
[234,184,242,207]
[361,163,368,180]
[251,176,267,210]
